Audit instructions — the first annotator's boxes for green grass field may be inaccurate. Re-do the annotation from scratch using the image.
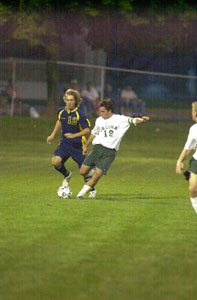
[0,115,197,300]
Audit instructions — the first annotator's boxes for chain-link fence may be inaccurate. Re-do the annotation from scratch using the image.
[0,58,196,119]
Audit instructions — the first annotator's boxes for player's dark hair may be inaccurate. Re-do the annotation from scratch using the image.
[99,98,113,112]
[64,89,82,107]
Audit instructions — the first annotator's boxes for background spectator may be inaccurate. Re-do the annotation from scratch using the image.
[120,84,145,116]
[6,79,21,116]
[81,82,99,117]
[69,79,80,93]
[0,91,9,115]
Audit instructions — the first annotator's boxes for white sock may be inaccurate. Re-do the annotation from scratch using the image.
[87,169,95,177]
[77,185,91,197]
[190,198,197,213]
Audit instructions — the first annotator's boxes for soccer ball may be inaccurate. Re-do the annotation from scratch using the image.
[57,186,72,199]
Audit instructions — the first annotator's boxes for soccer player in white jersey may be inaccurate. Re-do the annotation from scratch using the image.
[176,101,197,214]
[76,98,150,199]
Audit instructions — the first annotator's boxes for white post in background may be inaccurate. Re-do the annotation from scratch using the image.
[100,68,105,101]
[10,59,16,117]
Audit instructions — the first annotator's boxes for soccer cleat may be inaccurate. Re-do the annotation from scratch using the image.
[62,171,72,187]
[88,188,96,198]
[77,196,83,200]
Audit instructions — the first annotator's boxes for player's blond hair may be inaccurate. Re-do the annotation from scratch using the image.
[64,89,82,107]
[192,102,197,113]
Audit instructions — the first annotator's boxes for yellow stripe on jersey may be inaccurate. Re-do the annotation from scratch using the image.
[58,109,64,120]
[76,111,80,122]
[82,136,87,150]
[76,110,90,150]
[76,111,83,131]
[76,110,91,128]
[66,107,78,113]
[86,118,91,127]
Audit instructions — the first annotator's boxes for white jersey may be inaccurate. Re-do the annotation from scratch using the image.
[184,123,197,160]
[91,114,136,151]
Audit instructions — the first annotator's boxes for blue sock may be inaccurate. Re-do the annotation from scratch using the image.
[55,164,68,177]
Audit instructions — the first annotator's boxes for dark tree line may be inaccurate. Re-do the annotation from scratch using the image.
[1,0,197,11]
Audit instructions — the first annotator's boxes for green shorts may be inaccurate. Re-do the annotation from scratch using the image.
[189,157,197,174]
[83,144,116,174]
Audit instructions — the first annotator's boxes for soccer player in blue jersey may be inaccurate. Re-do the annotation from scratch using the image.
[47,89,95,196]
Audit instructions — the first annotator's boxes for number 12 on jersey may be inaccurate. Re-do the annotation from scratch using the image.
[104,130,114,137]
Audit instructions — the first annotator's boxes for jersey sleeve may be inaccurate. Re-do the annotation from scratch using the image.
[121,115,135,126]
[91,118,100,136]
[128,117,137,125]
[78,110,91,129]
[184,127,197,150]
[57,107,64,120]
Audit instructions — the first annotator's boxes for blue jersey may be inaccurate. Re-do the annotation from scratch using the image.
[57,107,90,149]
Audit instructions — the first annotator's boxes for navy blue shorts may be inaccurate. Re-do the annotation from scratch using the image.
[54,142,86,168]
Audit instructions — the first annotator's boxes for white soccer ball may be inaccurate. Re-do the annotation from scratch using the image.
[57,186,72,199]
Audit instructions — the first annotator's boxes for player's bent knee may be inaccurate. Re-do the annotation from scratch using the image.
[79,169,85,176]
[79,166,87,176]
[52,156,61,168]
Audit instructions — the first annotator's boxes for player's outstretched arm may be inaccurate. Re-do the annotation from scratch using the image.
[135,116,150,124]
[46,120,61,144]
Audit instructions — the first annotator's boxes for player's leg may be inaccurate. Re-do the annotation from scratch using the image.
[71,147,97,197]
[79,164,92,177]
[52,155,63,170]
[189,172,197,213]
[71,147,93,179]
[188,157,197,213]
[80,166,97,198]
[52,155,71,177]
[77,167,103,199]
[60,155,72,187]
[84,168,103,187]
[76,164,94,199]
[84,168,97,198]
[52,144,72,186]
[77,145,116,199]
[73,154,95,180]
[76,148,96,199]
